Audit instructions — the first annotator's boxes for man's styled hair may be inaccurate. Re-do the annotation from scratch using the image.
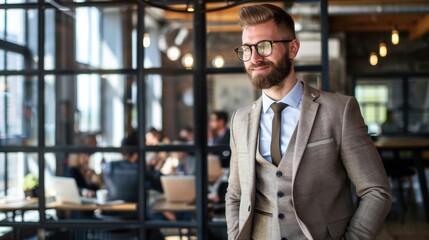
[238,4,296,39]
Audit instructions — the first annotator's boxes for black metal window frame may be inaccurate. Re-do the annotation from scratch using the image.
[352,73,429,137]
[0,0,329,239]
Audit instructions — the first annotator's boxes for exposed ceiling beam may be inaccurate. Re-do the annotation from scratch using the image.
[329,14,422,32]
[409,14,429,40]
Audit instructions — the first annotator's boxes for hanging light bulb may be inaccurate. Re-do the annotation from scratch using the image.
[391,27,399,45]
[182,53,194,69]
[369,52,378,66]
[212,55,225,68]
[143,33,150,48]
[187,6,194,12]
[167,46,181,61]
[186,2,194,12]
[379,42,387,57]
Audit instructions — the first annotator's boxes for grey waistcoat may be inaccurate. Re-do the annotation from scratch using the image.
[252,129,307,240]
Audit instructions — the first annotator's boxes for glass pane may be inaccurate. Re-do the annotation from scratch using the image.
[45,152,116,221]
[45,74,131,147]
[207,152,227,223]
[0,152,39,222]
[6,9,25,45]
[0,227,13,238]
[0,10,4,39]
[0,154,4,197]
[6,51,24,70]
[355,78,403,135]
[0,50,4,70]
[204,3,242,69]
[147,151,197,224]
[297,72,322,90]
[207,73,256,121]
[145,6,194,69]
[0,76,38,146]
[145,74,194,144]
[408,77,429,134]
[46,6,136,70]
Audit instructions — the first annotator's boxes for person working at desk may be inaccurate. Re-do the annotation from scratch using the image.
[102,130,164,239]
[65,153,99,198]
[225,4,392,240]
[102,130,163,203]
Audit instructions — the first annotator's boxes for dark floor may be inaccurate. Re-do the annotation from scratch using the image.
[376,192,429,240]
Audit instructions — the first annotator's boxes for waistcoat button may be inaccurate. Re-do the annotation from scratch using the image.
[277,191,284,198]
[278,213,285,219]
[276,171,282,177]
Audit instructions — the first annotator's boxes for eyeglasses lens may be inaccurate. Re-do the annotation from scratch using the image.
[236,41,274,61]
[257,41,272,57]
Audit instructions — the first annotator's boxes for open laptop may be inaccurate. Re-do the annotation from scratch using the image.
[160,175,195,203]
[51,176,98,204]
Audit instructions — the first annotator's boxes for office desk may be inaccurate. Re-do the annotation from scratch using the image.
[49,201,136,212]
[152,201,196,212]
[374,137,429,222]
[0,198,137,221]
[0,198,39,211]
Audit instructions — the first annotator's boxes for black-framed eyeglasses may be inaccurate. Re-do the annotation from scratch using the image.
[234,39,294,62]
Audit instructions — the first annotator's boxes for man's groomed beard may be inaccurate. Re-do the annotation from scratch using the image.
[247,54,292,90]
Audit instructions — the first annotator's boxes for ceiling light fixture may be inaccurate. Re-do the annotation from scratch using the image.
[186,0,194,12]
[212,55,225,68]
[167,46,181,61]
[369,52,378,66]
[379,42,387,57]
[143,33,150,48]
[182,53,194,69]
[391,26,399,45]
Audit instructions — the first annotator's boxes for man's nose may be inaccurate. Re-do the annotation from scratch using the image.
[249,47,264,62]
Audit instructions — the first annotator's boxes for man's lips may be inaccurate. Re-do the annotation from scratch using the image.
[250,64,270,73]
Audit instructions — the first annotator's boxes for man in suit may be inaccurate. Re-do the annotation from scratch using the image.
[225,4,392,240]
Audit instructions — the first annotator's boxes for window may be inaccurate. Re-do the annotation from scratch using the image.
[0,1,330,239]
[355,82,389,135]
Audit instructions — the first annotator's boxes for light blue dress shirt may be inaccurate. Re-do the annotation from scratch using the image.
[259,80,303,163]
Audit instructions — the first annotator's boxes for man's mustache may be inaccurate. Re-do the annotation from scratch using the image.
[249,61,273,69]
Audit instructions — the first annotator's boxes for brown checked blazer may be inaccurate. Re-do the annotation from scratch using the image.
[225,82,392,240]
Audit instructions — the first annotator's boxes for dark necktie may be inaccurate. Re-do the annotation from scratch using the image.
[270,102,287,166]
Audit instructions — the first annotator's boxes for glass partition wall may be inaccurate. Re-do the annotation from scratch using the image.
[0,1,329,239]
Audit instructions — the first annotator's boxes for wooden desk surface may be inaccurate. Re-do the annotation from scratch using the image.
[0,198,39,211]
[2,195,199,213]
[374,137,429,149]
[152,201,196,212]
[49,201,137,211]
[0,198,136,212]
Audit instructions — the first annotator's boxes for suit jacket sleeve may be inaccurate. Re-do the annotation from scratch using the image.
[341,97,392,239]
[225,110,241,240]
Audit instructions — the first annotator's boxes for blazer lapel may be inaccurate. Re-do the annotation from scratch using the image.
[292,83,320,178]
[235,98,261,239]
[246,98,261,196]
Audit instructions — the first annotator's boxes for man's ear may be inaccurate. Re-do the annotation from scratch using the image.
[289,39,300,59]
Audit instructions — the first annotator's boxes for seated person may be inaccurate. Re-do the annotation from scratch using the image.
[65,153,99,198]
[103,130,163,203]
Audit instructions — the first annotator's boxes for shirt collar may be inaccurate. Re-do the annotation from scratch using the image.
[262,80,303,113]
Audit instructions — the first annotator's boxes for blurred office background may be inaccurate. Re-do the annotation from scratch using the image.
[1,0,429,239]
